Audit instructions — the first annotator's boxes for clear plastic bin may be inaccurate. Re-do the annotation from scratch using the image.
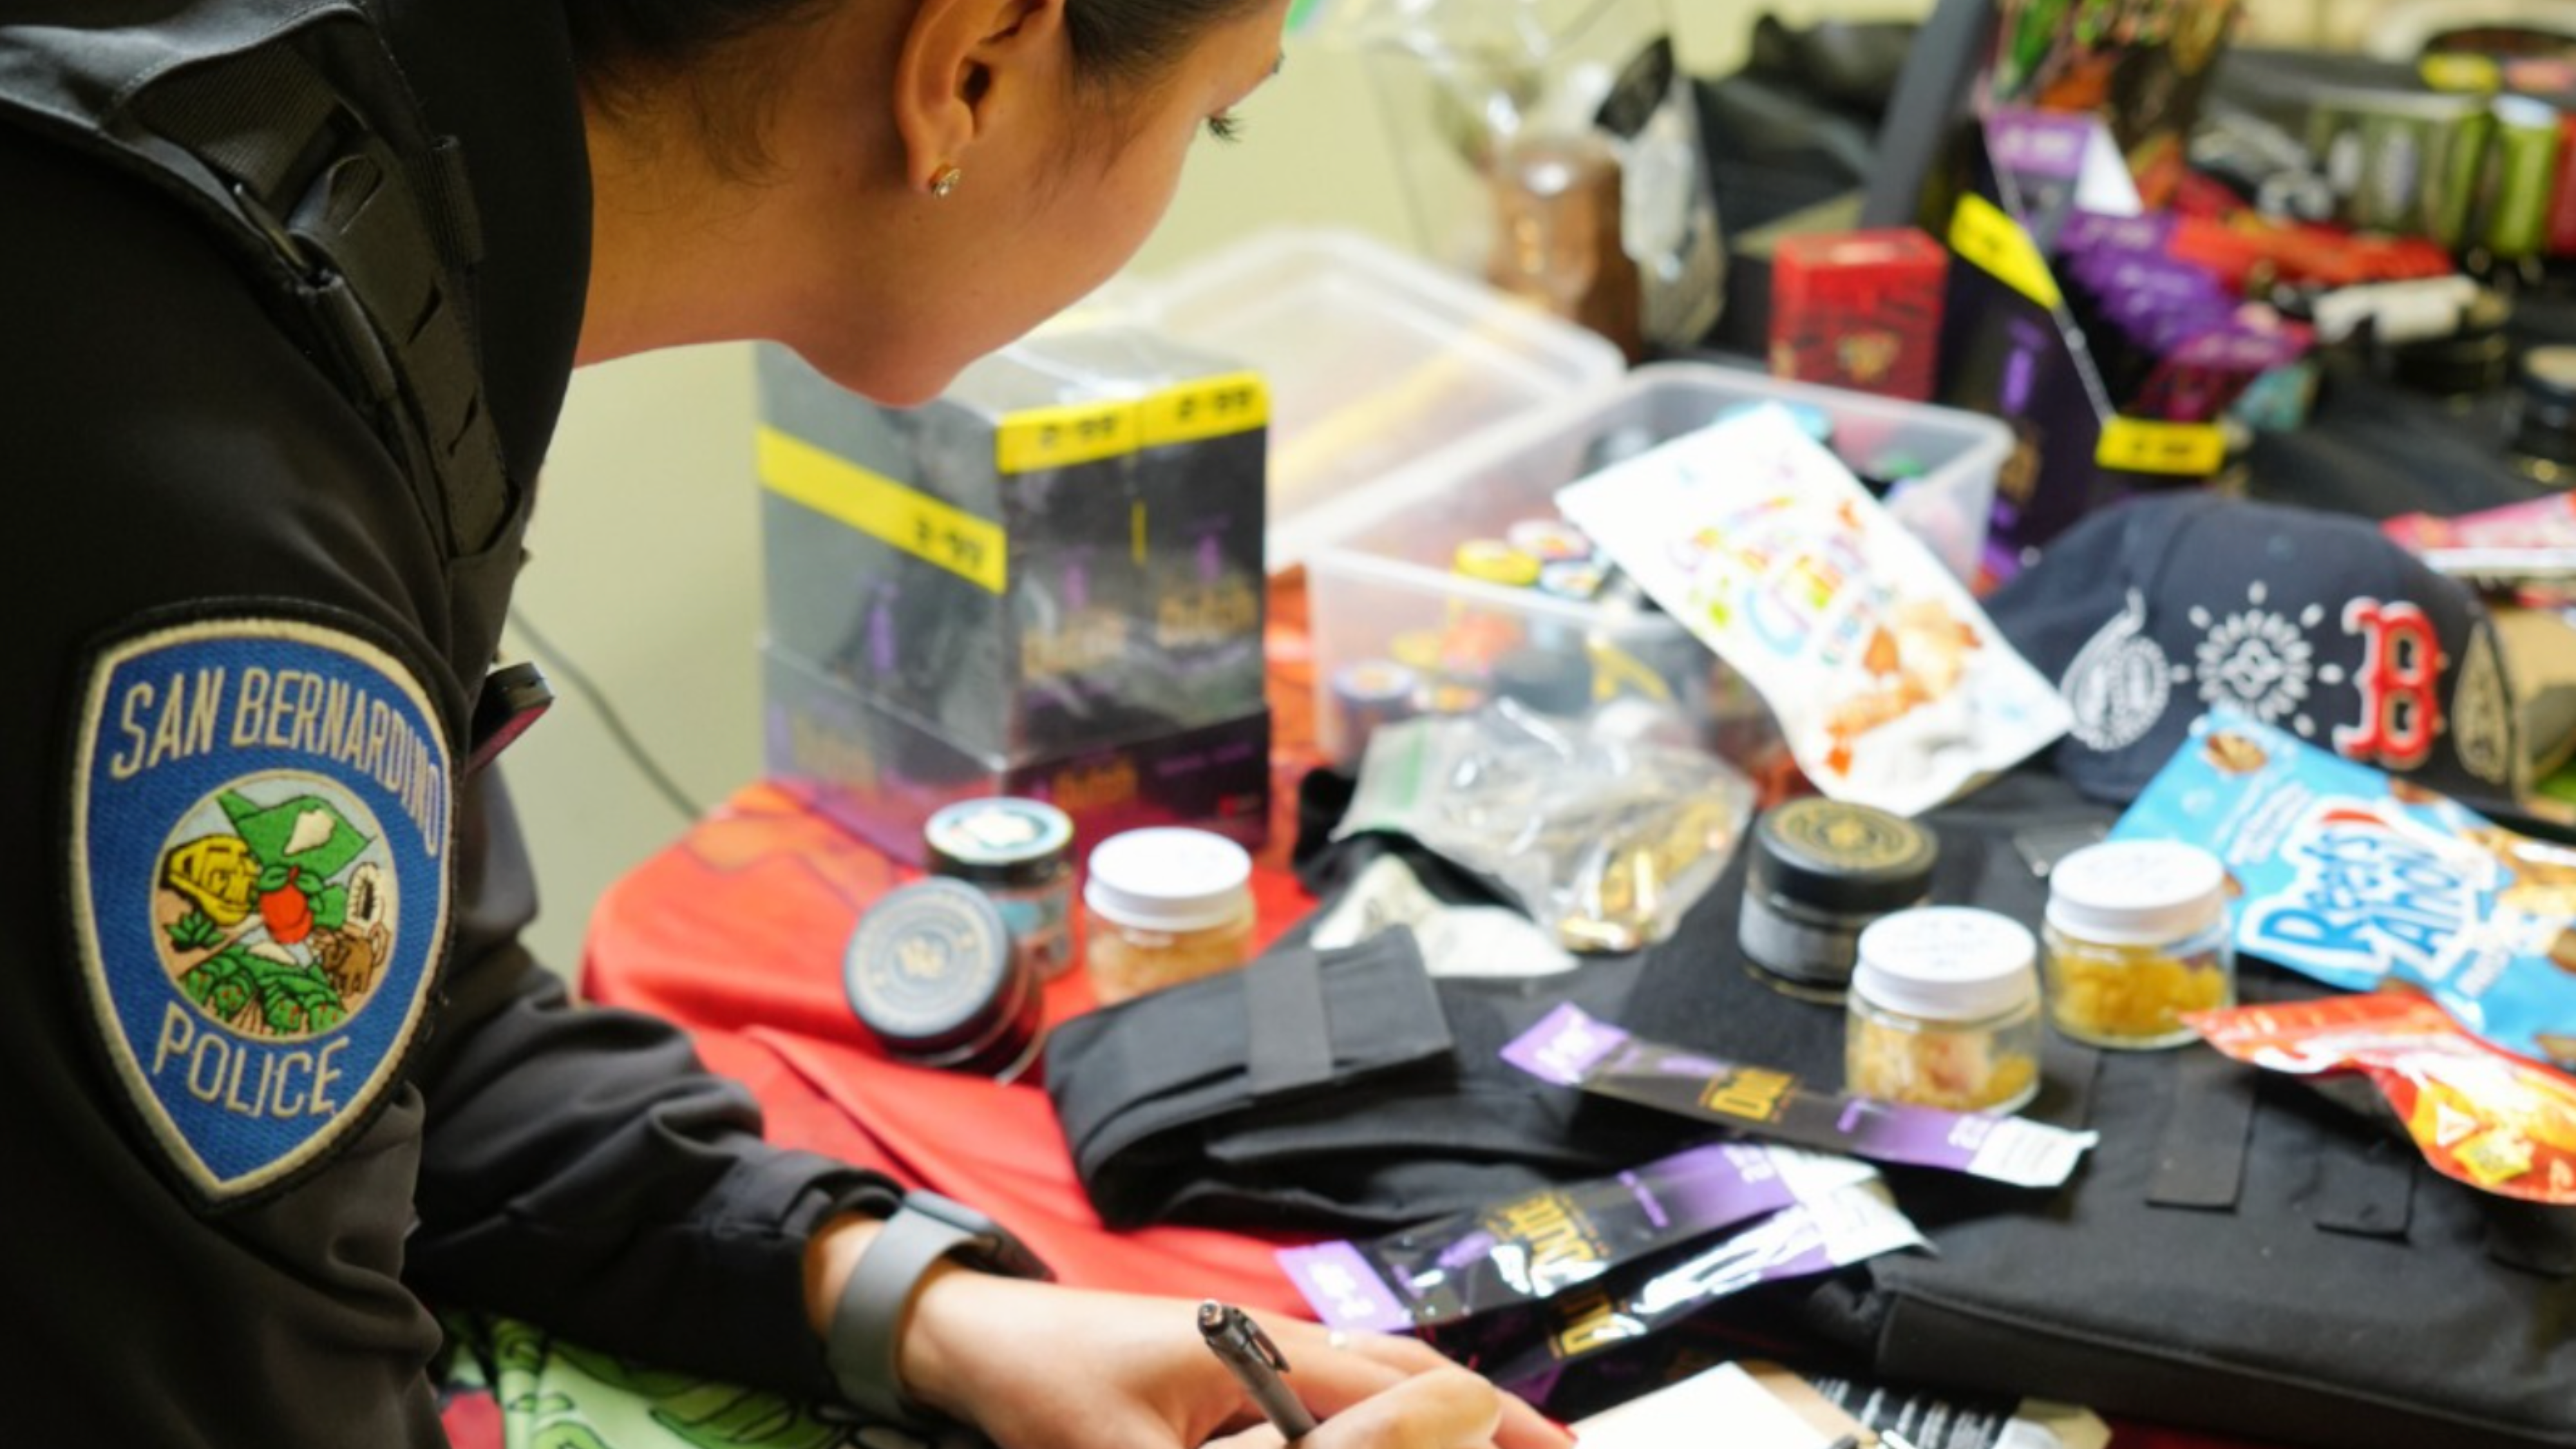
[1127,227,1627,571]
[1304,361,2014,766]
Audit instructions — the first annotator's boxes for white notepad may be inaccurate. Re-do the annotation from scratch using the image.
[1571,1362,1848,1449]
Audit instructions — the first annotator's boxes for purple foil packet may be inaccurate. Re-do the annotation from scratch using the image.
[2076,251,2206,301]
[1987,108,2096,181]
[1274,1142,1874,1332]
[1503,1003,2096,1188]
[2056,208,2175,260]
[2142,297,2237,352]
[2172,321,2307,375]
[1431,1182,1926,1391]
[2108,273,2216,324]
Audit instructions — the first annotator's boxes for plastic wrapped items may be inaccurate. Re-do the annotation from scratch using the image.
[1336,694,1754,953]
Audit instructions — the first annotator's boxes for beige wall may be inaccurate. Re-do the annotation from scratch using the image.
[503,0,2423,976]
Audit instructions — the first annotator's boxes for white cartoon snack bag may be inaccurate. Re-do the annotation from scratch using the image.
[1558,406,2067,816]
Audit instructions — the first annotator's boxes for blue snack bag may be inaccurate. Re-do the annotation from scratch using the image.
[2114,709,2576,1070]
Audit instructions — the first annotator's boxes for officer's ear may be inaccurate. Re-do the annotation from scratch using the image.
[887,0,1067,195]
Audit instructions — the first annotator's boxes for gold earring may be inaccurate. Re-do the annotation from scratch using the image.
[929,164,963,199]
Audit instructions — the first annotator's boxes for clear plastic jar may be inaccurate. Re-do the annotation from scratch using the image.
[1846,907,2043,1114]
[2043,840,2234,1050]
[1083,828,1255,1005]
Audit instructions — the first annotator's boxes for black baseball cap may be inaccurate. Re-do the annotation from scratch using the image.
[1987,493,2523,806]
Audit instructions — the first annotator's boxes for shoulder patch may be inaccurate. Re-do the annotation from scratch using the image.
[70,615,452,1208]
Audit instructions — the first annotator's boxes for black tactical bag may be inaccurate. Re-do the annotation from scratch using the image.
[1054,768,2576,1447]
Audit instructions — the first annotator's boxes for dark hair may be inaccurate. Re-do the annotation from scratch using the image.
[565,0,831,82]
[567,0,1272,167]
[1060,0,1273,93]
[565,0,836,172]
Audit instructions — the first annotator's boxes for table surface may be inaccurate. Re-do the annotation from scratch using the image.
[578,575,2273,1449]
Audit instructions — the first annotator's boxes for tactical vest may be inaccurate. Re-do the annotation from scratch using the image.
[0,0,507,564]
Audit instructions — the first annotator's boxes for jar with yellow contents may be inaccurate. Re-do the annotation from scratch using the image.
[2042,840,2234,1050]
[1082,828,1256,1006]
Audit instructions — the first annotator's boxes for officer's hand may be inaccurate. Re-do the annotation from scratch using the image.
[898,1273,1573,1449]
[1206,1363,1515,1449]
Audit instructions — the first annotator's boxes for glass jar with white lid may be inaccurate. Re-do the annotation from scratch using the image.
[1083,828,1256,1005]
[2042,839,2234,1050]
[1845,906,2043,1114]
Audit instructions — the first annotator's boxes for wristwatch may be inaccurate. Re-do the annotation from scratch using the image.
[826,1190,1053,1428]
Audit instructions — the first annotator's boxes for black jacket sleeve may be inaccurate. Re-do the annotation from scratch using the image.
[0,86,891,1445]
[405,772,899,1399]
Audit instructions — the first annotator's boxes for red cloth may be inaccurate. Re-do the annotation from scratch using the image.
[580,782,1320,1317]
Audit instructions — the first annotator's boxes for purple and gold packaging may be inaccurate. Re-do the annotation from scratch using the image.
[1504,1003,2096,1188]
[1274,1142,1874,1332]
[1432,1181,1922,1396]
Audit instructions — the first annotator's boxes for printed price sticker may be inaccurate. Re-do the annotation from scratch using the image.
[2096,415,2228,476]
[996,399,1139,473]
[757,427,1008,593]
[1141,372,1267,447]
[1949,193,2063,310]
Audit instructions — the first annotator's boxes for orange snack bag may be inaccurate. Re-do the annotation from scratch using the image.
[2187,992,2576,1204]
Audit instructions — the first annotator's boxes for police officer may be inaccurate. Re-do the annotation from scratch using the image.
[0,1,1573,1446]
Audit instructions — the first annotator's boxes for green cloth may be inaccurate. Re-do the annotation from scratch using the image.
[442,1316,884,1449]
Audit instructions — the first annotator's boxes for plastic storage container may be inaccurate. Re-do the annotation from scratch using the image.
[1303,361,2014,764]
[1127,228,1628,571]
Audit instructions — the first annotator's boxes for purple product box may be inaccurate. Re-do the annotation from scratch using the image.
[1988,108,2096,180]
[756,336,1267,764]
[1938,114,2230,565]
[764,643,1269,866]
[1986,108,2099,251]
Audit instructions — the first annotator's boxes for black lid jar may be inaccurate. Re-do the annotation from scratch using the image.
[1738,797,1939,998]
[842,879,1045,1082]
[923,797,1078,980]
[923,797,1074,887]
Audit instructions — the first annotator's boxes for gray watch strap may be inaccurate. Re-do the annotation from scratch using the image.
[826,1203,981,1428]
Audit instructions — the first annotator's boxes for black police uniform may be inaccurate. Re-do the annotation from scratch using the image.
[0,2,897,1443]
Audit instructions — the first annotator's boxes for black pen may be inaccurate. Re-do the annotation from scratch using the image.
[1199,1300,1321,1441]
